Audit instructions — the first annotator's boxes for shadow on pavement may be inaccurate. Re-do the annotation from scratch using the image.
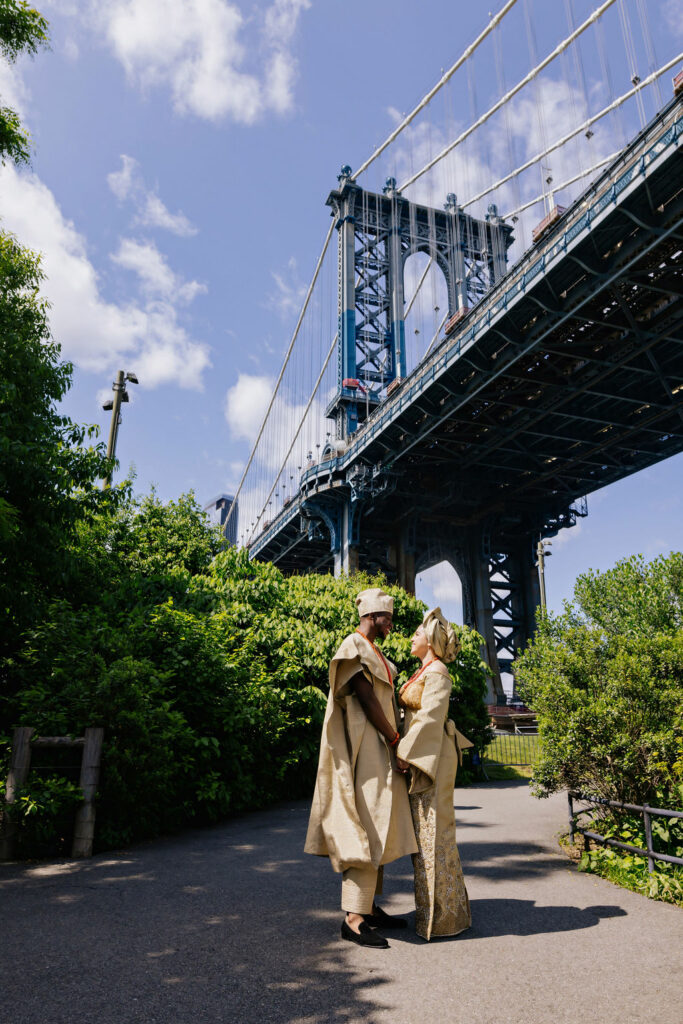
[468,899,627,938]
[457,839,564,879]
[0,805,403,1024]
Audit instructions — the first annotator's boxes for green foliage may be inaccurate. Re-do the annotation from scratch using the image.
[576,811,683,907]
[515,553,683,810]
[0,231,114,672]
[0,1,49,165]
[3,496,490,856]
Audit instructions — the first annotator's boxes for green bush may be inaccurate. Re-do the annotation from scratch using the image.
[515,553,683,809]
[2,498,491,855]
[576,812,683,907]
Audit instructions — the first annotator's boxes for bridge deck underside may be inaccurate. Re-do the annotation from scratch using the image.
[254,108,683,576]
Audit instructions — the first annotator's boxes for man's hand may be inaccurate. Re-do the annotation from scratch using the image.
[396,757,410,773]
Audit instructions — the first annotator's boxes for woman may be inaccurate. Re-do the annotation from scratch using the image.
[396,607,472,942]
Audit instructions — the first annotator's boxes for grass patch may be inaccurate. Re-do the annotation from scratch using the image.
[484,732,540,766]
[482,763,533,781]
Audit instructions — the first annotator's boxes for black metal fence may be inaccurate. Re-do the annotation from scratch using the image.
[484,730,540,767]
[568,791,683,874]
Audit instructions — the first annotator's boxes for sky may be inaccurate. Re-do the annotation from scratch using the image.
[2,0,682,623]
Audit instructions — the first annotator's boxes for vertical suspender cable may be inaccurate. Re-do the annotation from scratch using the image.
[635,0,662,109]
[459,53,682,211]
[225,218,335,539]
[618,0,646,127]
[399,0,619,193]
[351,0,520,181]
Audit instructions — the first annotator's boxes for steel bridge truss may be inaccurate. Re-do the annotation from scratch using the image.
[326,168,514,439]
[251,96,683,699]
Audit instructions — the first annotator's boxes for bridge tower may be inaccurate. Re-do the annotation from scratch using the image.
[326,168,513,440]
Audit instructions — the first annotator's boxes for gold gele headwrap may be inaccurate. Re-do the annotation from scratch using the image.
[422,607,460,663]
[355,587,394,619]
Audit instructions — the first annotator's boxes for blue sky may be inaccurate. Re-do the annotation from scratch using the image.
[2,0,681,619]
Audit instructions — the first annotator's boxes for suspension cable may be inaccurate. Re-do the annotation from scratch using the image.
[398,0,618,193]
[248,333,338,543]
[460,52,682,212]
[405,256,434,318]
[423,312,449,360]
[503,151,619,219]
[224,218,335,536]
[351,0,520,181]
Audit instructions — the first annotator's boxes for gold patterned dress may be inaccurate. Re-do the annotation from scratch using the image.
[397,661,472,941]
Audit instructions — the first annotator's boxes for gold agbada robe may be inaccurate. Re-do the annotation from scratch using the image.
[304,632,417,872]
[398,662,472,941]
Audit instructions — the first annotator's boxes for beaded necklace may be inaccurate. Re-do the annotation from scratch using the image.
[400,657,439,696]
[355,628,393,685]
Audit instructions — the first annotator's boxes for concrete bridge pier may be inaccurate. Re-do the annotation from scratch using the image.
[387,524,417,595]
[332,501,359,577]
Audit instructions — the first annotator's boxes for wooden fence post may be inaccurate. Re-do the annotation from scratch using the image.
[0,727,35,861]
[71,728,104,859]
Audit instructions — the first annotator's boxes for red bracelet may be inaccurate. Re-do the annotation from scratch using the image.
[389,731,400,747]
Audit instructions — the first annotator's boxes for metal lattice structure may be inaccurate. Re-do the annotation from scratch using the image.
[249,95,683,699]
[327,170,513,439]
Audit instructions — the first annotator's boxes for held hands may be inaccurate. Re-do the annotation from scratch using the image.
[396,756,410,774]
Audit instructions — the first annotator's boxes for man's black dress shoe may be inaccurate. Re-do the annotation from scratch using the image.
[364,905,407,929]
[341,919,389,948]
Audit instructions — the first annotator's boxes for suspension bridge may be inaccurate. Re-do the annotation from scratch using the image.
[225,0,683,699]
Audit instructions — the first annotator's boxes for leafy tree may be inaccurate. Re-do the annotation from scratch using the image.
[0,0,114,685]
[0,236,111,668]
[0,0,49,165]
[515,553,683,808]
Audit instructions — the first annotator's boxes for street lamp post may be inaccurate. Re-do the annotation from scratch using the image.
[536,539,552,612]
[102,370,138,488]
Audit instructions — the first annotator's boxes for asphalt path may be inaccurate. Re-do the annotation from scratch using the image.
[1,780,680,1024]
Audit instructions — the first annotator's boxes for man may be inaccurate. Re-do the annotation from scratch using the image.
[305,587,417,948]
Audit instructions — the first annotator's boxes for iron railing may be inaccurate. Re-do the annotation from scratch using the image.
[484,730,539,767]
[567,792,683,874]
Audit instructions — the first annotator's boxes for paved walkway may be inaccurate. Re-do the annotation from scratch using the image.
[1,780,680,1024]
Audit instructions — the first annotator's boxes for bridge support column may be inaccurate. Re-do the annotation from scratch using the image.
[388,199,406,380]
[333,501,359,578]
[396,546,415,595]
[388,525,416,594]
[468,550,505,705]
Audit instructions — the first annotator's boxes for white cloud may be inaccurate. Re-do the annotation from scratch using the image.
[83,0,309,124]
[0,61,28,120]
[0,164,210,388]
[552,519,584,549]
[107,154,198,236]
[416,562,463,624]
[224,373,274,443]
[263,0,310,47]
[112,238,206,303]
[268,256,305,318]
[663,0,683,37]
[107,154,138,200]
[139,193,197,236]
[63,37,80,61]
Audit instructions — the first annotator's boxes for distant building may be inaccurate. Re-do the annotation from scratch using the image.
[203,493,238,546]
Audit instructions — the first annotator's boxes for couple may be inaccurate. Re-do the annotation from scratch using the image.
[305,587,472,948]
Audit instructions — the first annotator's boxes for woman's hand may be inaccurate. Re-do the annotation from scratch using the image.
[396,757,410,773]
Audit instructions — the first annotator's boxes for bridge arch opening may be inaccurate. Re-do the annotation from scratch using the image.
[403,251,449,376]
[415,560,463,626]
